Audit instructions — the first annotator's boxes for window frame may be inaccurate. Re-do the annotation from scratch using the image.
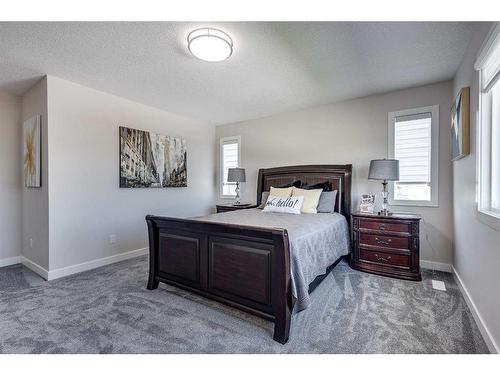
[387,105,440,207]
[475,22,500,231]
[219,135,241,199]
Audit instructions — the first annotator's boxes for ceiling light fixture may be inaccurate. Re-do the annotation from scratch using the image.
[187,28,233,62]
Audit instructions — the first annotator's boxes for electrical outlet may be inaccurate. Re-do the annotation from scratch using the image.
[109,234,117,244]
[29,238,33,249]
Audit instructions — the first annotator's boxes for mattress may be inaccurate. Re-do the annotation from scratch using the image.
[193,208,350,311]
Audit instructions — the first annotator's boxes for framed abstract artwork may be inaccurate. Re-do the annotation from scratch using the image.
[23,115,41,188]
[119,126,187,188]
[451,87,470,161]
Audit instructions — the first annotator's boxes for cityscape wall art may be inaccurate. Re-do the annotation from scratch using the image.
[119,126,187,188]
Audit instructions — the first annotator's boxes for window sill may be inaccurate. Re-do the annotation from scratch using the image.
[476,209,500,232]
[220,195,236,200]
[389,200,439,208]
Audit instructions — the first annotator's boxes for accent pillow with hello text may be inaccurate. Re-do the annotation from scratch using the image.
[262,195,304,215]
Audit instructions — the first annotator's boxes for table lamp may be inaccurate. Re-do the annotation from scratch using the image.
[368,159,399,216]
[227,167,246,205]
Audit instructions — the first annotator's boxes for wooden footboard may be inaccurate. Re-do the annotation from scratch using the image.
[146,215,293,344]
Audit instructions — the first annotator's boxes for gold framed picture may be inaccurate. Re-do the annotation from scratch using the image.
[451,87,470,161]
[23,115,41,188]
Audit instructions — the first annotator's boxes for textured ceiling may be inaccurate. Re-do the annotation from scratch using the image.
[0,22,473,125]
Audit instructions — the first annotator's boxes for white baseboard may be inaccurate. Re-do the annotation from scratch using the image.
[0,256,21,268]
[452,265,499,354]
[420,260,452,273]
[19,248,147,281]
[21,256,49,280]
[47,247,148,280]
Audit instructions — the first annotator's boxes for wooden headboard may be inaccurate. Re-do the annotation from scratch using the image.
[256,164,352,220]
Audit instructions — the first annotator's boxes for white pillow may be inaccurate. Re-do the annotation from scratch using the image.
[262,195,304,215]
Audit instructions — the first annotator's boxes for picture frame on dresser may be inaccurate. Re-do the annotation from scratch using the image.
[350,211,421,281]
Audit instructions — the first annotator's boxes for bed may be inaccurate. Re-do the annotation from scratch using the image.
[146,164,352,344]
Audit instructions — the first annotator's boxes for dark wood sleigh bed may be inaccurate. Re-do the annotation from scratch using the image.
[146,164,352,344]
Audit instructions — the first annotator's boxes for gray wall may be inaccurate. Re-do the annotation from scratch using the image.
[46,76,216,271]
[21,77,49,270]
[0,92,21,265]
[452,22,500,352]
[216,81,454,266]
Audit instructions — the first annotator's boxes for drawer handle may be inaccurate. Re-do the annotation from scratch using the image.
[374,253,391,263]
[379,223,386,230]
[375,237,392,245]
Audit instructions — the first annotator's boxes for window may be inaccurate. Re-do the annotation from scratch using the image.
[220,136,241,198]
[476,23,500,230]
[388,105,439,206]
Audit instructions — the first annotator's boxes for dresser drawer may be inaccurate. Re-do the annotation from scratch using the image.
[358,219,411,234]
[360,249,410,268]
[216,204,258,213]
[216,206,234,213]
[359,232,409,250]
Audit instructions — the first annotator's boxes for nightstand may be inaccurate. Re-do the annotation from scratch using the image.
[216,203,258,213]
[350,212,421,281]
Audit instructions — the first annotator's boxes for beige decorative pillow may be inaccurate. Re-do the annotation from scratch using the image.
[292,187,322,213]
[269,186,293,198]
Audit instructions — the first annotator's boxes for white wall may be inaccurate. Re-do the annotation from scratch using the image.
[452,22,500,352]
[46,76,216,272]
[21,77,50,270]
[0,92,22,266]
[216,81,454,266]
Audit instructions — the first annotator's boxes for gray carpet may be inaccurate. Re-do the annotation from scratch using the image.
[0,264,46,292]
[0,256,489,354]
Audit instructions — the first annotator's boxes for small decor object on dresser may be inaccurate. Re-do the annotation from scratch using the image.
[351,211,421,281]
[359,194,375,213]
[23,115,41,188]
[216,203,258,213]
[119,126,187,188]
[451,87,470,161]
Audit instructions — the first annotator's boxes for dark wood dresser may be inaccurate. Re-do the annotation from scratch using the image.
[351,212,421,281]
[216,203,258,213]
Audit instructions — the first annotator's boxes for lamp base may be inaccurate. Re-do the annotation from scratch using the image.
[379,180,392,216]
[234,182,241,205]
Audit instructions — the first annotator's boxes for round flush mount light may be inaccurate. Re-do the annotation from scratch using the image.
[187,28,233,62]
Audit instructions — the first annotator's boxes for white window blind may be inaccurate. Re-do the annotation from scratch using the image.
[388,105,438,206]
[220,137,240,197]
[477,24,500,92]
[394,112,432,184]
